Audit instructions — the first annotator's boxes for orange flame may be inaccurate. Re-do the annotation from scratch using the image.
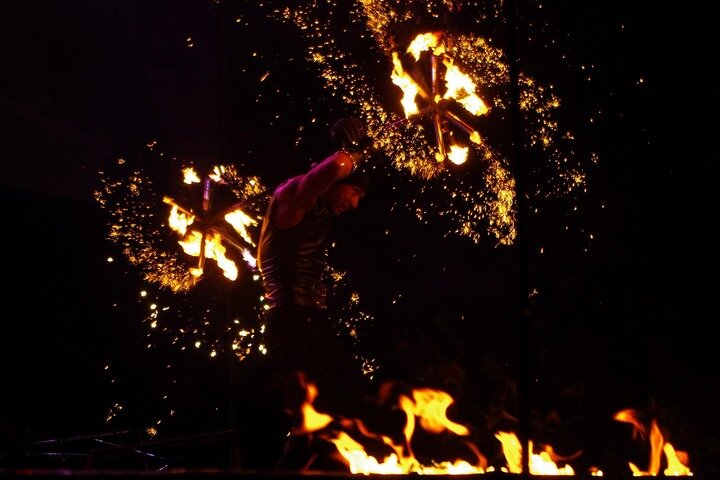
[407,32,443,60]
[614,408,693,476]
[330,431,404,474]
[292,383,490,474]
[390,51,420,117]
[224,208,258,247]
[182,167,201,184]
[167,204,194,236]
[401,388,469,436]
[178,231,238,280]
[613,408,647,440]
[291,383,693,476]
[447,144,469,165]
[294,374,333,435]
[442,58,488,117]
[494,431,575,475]
[291,383,588,475]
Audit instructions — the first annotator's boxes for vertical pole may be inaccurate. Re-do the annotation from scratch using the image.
[211,1,242,469]
[431,54,447,161]
[196,176,214,273]
[215,0,229,167]
[504,0,531,478]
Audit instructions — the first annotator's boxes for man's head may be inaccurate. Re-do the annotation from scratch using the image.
[324,116,372,214]
[324,182,366,215]
[323,170,369,214]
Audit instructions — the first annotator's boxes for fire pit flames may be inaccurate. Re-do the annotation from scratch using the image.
[282,380,693,476]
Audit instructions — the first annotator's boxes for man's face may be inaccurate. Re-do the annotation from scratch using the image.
[326,184,366,214]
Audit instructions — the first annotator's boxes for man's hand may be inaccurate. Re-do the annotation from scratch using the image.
[331,116,367,148]
[331,116,383,168]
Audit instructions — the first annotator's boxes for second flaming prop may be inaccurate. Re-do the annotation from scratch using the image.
[390,31,488,165]
[163,166,259,282]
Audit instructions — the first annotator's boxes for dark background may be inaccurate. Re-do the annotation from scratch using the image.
[1,0,716,476]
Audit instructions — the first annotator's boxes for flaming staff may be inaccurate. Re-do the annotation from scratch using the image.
[390,31,487,165]
[277,1,592,245]
[163,166,261,282]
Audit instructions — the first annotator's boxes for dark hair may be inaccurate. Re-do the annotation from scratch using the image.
[336,169,369,192]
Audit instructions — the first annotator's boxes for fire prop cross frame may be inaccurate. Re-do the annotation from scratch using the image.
[390,31,487,165]
[163,166,261,283]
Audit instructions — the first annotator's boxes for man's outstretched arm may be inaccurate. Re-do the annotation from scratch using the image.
[273,151,356,229]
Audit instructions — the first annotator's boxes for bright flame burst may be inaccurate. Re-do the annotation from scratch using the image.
[96,159,268,292]
[164,166,261,282]
[285,383,694,476]
[296,381,581,474]
[277,0,589,245]
[95,155,271,372]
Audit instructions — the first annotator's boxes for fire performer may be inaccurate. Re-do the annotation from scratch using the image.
[256,116,379,470]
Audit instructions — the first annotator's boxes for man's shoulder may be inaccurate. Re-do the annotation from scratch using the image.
[270,176,320,229]
[272,177,298,203]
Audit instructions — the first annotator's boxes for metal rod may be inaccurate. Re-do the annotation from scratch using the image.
[443,109,476,136]
[503,0,531,477]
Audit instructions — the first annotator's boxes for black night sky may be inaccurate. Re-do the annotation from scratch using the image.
[0,1,717,477]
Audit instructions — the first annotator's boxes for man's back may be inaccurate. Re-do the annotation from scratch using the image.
[257,194,334,309]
